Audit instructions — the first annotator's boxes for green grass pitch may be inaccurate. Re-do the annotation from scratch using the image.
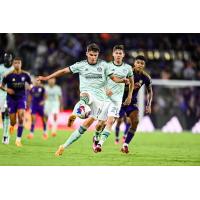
[0,129,200,166]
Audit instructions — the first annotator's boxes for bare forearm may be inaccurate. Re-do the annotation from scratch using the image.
[46,68,69,80]
[110,75,127,83]
[146,88,153,106]
[127,77,134,98]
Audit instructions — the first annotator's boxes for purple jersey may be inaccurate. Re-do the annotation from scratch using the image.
[2,70,32,101]
[120,70,152,117]
[122,70,152,104]
[30,86,45,106]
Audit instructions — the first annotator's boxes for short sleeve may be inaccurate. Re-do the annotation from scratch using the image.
[105,63,115,77]
[26,73,32,85]
[145,76,152,87]
[69,62,82,74]
[127,65,134,78]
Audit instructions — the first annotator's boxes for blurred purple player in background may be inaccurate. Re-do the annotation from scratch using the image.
[0,57,32,147]
[27,79,47,139]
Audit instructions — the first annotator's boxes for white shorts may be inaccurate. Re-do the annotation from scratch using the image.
[0,96,7,112]
[73,91,104,119]
[44,102,60,116]
[98,100,122,121]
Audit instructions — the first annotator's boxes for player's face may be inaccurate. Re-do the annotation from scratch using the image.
[86,51,99,64]
[13,60,22,70]
[48,78,56,86]
[134,59,145,72]
[112,49,125,63]
[35,79,41,86]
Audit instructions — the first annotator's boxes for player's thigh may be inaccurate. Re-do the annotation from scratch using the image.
[107,101,121,119]
[89,97,104,119]
[97,101,110,121]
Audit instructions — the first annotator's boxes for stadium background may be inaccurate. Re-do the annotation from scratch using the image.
[0,33,200,132]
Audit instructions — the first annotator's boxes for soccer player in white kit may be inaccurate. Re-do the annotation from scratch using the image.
[93,45,134,153]
[44,78,62,138]
[0,53,14,144]
[37,43,129,156]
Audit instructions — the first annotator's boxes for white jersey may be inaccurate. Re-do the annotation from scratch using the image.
[45,85,62,104]
[69,59,114,101]
[0,64,14,98]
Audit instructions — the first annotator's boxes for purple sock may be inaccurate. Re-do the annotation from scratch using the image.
[124,123,131,136]
[115,126,120,139]
[30,123,35,133]
[124,128,135,144]
[17,125,24,138]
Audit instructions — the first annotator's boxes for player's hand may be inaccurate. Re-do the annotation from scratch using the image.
[7,88,15,95]
[145,105,151,114]
[37,76,48,82]
[134,82,142,90]
[123,96,131,106]
[123,78,130,85]
[106,88,113,97]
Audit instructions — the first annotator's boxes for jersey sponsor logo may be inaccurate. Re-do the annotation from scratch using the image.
[12,78,15,82]
[97,67,102,72]
[38,88,42,92]
[21,77,25,81]
[139,80,143,84]
[85,73,103,79]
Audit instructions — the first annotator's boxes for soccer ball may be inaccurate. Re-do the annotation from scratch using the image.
[76,104,91,119]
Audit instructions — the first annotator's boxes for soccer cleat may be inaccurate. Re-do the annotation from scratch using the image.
[2,136,9,145]
[51,132,57,137]
[121,145,129,154]
[55,145,65,156]
[27,133,34,139]
[115,139,119,145]
[15,140,23,147]
[67,114,77,127]
[94,144,102,153]
[9,126,15,135]
[43,133,48,140]
[92,136,99,152]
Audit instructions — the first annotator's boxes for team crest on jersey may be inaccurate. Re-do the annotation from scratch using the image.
[21,77,25,81]
[38,88,42,92]
[97,67,102,72]
[12,78,15,82]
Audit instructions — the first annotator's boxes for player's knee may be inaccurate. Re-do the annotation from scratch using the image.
[10,120,16,126]
[96,121,105,131]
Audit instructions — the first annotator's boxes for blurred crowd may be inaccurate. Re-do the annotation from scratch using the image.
[0,33,200,128]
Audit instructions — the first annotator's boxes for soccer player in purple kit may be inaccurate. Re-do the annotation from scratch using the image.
[0,57,32,147]
[27,79,47,139]
[119,55,153,153]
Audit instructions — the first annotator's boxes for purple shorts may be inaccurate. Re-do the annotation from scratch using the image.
[119,104,138,118]
[31,105,44,116]
[7,98,26,114]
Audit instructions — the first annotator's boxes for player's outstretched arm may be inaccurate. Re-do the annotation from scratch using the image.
[123,76,134,106]
[37,67,70,82]
[145,85,153,114]
[110,75,130,84]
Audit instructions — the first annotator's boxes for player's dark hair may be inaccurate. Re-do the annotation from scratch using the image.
[113,45,125,52]
[13,57,23,62]
[87,43,100,52]
[135,55,146,62]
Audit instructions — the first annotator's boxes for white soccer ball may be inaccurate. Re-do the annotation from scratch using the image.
[75,104,91,119]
